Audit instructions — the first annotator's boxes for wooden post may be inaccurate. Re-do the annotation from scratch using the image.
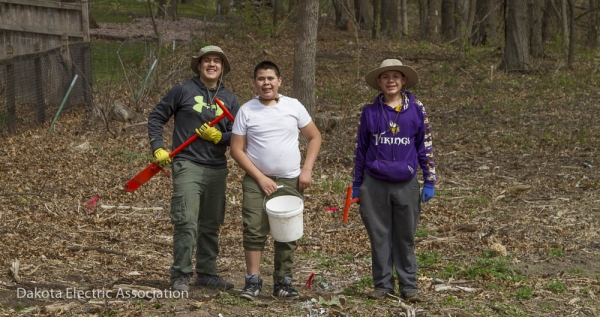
[81,44,92,106]
[81,0,90,42]
[6,55,16,133]
[34,55,46,123]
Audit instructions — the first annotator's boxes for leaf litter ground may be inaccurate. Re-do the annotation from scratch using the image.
[1,18,599,317]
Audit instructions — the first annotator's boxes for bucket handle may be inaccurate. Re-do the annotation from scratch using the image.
[262,185,304,212]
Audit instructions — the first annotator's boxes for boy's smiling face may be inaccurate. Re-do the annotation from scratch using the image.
[198,53,223,83]
[254,69,282,101]
[377,70,407,95]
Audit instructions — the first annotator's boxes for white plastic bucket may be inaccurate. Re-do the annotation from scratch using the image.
[265,195,304,242]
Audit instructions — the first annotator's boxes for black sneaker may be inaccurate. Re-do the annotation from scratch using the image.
[195,273,234,290]
[273,276,299,298]
[240,274,263,301]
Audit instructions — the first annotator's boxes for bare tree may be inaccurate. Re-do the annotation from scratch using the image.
[472,0,499,46]
[293,0,319,114]
[567,0,574,68]
[381,0,399,38]
[372,0,381,38]
[332,0,353,29]
[355,0,373,28]
[401,0,408,35]
[217,0,231,16]
[158,0,177,19]
[426,0,441,42]
[501,0,529,71]
[561,0,569,52]
[441,0,456,40]
[542,0,559,43]
[529,0,543,57]
[586,0,599,48]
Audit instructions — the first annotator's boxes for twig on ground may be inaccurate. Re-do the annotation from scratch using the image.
[67,246,128,256]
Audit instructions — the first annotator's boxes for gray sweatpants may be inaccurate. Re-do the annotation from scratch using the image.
[359,173,421,293]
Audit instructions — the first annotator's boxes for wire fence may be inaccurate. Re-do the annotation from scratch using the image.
[0,42,92,135]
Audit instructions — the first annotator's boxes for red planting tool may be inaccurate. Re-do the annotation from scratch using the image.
[342,186,360,223]
[124,98,234,192]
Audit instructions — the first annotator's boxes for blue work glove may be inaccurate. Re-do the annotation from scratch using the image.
[351,186,360,200]
[421,184,435,202]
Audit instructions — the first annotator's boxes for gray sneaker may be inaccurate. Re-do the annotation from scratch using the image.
[273,276,298,298]
[172,275,190,292]
[401,290,423,303]
[240,274,262,301]
[367,288,393,299]
[195,273,234,289]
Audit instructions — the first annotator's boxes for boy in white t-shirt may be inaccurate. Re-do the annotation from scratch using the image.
[231,61,322,300]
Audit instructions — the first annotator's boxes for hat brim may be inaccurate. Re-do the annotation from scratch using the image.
[365,65,419,90]
[190,52,231,76]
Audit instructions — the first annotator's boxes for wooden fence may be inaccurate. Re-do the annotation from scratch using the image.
[0,0,91,134]
[0,0,90,59]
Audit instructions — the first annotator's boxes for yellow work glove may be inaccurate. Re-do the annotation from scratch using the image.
[195,123,222,144]
[153,148,172,167]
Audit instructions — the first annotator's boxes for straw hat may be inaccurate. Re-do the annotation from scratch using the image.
[365,59,419,90]
[190,45,231,76]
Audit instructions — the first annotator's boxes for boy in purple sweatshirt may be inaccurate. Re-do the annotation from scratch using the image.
[352,59,436,303]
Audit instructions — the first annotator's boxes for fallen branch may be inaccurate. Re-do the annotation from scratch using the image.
[10,259,20,282]
[0,193,41,197]
[100,205,163,211]
[67,246,128,256]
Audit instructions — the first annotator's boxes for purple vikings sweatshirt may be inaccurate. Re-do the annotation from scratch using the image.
[353,92,436,187]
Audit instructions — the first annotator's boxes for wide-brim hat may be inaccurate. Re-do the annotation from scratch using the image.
[190,45,231,76]
[365,59,419,90]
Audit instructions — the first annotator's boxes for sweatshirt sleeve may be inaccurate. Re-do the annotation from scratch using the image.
[148,83,182,153]
[415,100,436,186]
[352,105,370,188]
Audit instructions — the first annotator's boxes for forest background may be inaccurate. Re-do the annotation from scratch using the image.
[0,0,599,316]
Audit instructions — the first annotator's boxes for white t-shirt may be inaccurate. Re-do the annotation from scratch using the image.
[232,95,312,178]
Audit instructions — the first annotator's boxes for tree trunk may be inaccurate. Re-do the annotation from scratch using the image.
[381,0,399,38]
[542,0,558,44]
[180,0,194,4]
[441,0,455,41]
[587,0,599,48]
[466,0,477,41]
[332,0,352,30]
[293,0,319,114]
[355,0,373,28]
[455,0,469,40]
[158,0,177,19]
[567,0,574,68]
[529,0,543,57]
[472,0,498,46]
[501,0,529,71]
[426,0,441,43]
[372,0,381,38]
[217,0,231,16]
[401,0,408,35]
[419,0,428,38]
[561,0,568,53]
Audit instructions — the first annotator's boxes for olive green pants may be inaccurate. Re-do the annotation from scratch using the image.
[169,160,228,281]
[241,174,301,283]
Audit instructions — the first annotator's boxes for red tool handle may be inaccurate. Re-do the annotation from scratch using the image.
[167,98,234,158]
[342,186,360,223]
[123,97,234,192]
